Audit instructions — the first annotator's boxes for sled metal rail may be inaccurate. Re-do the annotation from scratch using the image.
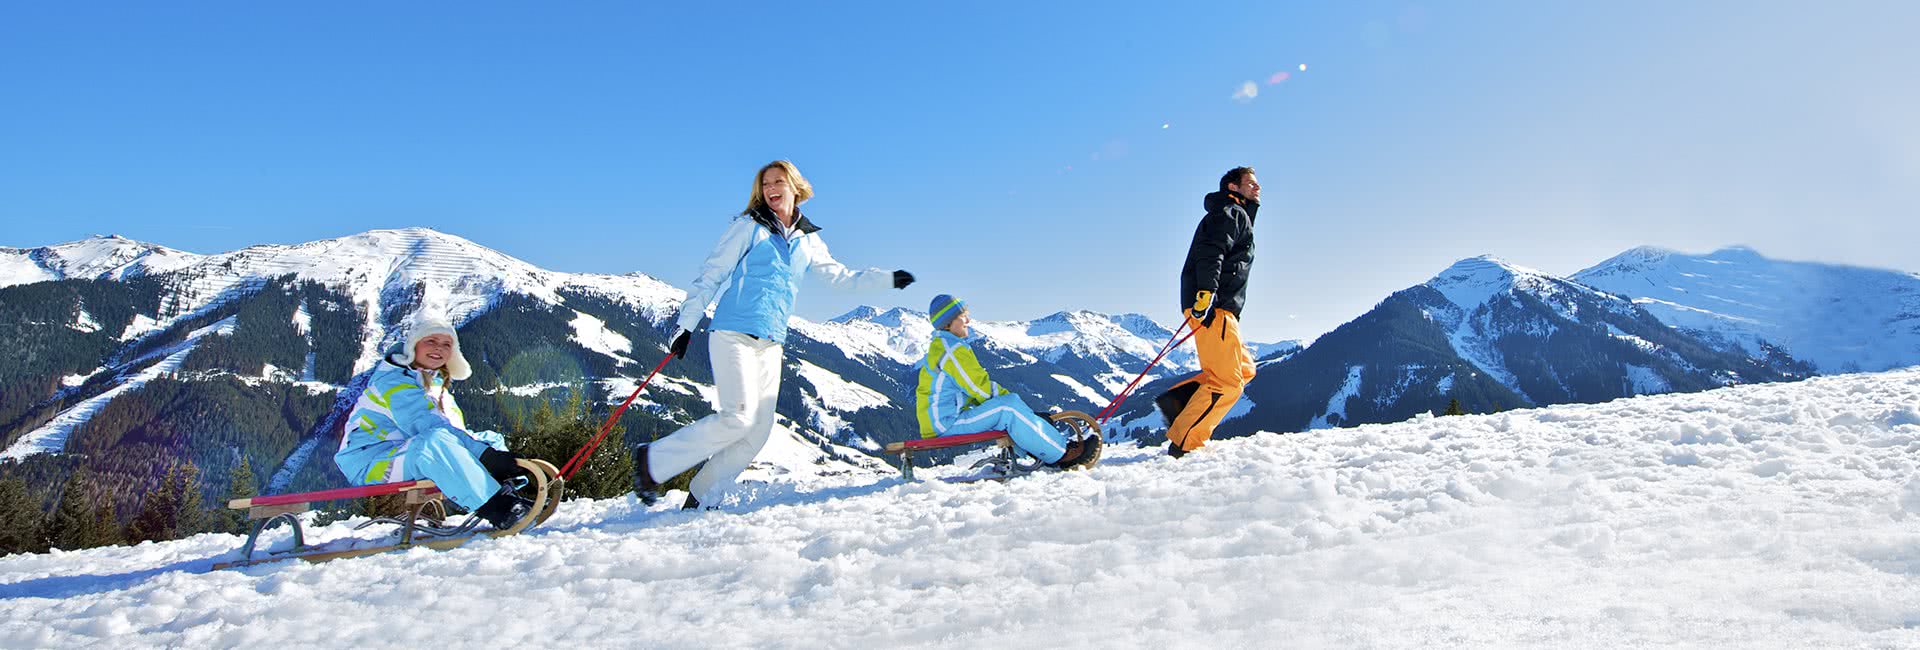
[213,459,561,570]
[884,411,1101,482]
[884,432,1015,481]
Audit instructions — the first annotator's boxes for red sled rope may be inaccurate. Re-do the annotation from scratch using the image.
[559,354,672,481]
[1094,322,1196,427]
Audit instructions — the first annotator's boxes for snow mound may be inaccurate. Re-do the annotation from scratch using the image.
[3,369,1918,646]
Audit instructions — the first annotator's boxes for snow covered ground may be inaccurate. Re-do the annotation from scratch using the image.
[3,369,1918,648]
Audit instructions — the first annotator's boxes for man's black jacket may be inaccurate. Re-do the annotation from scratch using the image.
[1178,189,1259,317]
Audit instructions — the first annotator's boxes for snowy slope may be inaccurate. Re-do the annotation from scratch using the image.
[4,368,1916,647]
[0,316,237,460]
[1575,245,1920,373]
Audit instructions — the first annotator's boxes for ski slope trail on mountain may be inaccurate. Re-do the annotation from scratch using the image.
[3,370,1918,648]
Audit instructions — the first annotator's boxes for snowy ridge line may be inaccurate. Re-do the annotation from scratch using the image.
[2,316,237,461]
[2,369,1916,645]
[1575,245,1920,373]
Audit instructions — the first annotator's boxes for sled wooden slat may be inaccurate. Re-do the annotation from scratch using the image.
[884,431,1010,453]
[243,503,312,521]
[228,480,440,510]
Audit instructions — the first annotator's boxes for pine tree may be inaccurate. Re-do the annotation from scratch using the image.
[170,461,208,538]
[127,462,207,543]
[504,388,635,501]
[0,477,48,555]
[126,467,181,544]
[46,469,100,550]
[1443,398,1465,416]
[90,495,124,548]
[225,455,257,534]
[559,390,634,500]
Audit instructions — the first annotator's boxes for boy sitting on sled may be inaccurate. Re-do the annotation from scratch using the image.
[914,294,1099,469]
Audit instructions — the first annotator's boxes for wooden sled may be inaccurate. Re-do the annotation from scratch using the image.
[884,410,1101,482]
[213,458,559,570]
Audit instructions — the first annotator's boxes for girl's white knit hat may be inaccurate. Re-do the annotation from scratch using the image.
[392,313,471,380]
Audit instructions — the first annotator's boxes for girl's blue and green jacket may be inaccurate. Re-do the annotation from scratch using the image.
[334,357,508,510]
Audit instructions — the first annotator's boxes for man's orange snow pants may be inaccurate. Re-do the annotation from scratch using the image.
[1167,310,1257,452]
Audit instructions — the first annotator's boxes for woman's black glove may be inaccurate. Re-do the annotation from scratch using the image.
[893,270,915,289]
[669,330,691,359]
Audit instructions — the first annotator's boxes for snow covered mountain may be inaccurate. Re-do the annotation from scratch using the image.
[4,229,682,369]
[0,229,1213,517]
[1109,255,1800,440]
[818,306,1227,406]
[1573,245,1920,374]
[5,366,1915,646]
[0,235,201,286]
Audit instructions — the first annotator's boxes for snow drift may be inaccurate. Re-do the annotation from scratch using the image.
[2,368,1917,647]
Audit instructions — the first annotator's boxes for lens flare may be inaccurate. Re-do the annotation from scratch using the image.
[1232,81,1259,102]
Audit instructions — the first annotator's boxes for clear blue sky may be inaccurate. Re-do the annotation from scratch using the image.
[4,2,1916,343]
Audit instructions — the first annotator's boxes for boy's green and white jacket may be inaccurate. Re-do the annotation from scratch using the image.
[915,330,1011,438]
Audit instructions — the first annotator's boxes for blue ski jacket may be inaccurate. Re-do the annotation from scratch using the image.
[335,356,504,485]
[675,207,892,344]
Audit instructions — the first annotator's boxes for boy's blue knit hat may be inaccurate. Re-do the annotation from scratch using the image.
[928,294,966,329]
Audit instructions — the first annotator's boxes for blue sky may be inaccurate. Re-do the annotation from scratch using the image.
[3,2,1916,343]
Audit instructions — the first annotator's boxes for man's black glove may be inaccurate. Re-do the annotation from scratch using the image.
[1033,409,1055,422]
[893,270,915,289]
[669,330,691,360]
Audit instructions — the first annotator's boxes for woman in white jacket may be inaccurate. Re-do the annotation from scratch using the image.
[635,160,913,509]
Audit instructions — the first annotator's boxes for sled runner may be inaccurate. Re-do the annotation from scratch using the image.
[886,410,1102,482]
[212,458,561,570]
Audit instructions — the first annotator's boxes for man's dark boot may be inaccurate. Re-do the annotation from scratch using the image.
[1155,381,1201,427]
[632,444,661,506]
[1168,442,1188,459]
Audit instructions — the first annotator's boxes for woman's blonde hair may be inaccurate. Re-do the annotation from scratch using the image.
[743,160,814,216]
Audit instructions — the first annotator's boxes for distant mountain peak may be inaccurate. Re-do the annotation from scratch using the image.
[831,306,923,327]
[1424,256,1558,311]
[831,306,884,322]
[1574,244,1920,373]
[1708,245,1765,260]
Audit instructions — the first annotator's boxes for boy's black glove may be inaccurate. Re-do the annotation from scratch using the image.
[669,330,691,359]
[893,270,915,289]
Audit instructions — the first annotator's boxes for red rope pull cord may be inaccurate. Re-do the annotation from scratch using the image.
[1095,321,1196,426]
[560,354,673,481]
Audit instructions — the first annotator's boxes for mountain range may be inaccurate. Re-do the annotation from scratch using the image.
[2,230,1914,520]
[0,229,1220,516]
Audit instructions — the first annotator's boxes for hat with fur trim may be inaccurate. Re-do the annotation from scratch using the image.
[392,314,471,380]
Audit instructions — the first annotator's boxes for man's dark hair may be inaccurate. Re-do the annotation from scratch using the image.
[1219,166,1255,192]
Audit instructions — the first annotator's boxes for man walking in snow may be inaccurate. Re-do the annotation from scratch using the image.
[1157,166,1261,457]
